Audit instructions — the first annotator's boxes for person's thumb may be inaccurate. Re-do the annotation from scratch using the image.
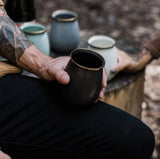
[110,63,124,74]
[55,70,70,85]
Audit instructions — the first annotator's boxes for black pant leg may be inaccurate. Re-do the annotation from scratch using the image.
[0,74,155,159]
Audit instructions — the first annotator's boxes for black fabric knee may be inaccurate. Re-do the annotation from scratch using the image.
[0,74,155,159]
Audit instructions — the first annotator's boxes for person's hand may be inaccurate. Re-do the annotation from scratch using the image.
[39,54,107,99]
[20,45,107,102]
[40,55,70,84]
[40,54,107,100]
[33,51,107,100]
[110,48,153,74]
[0,150,11,159]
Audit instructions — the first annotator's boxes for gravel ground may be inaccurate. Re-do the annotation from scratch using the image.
[34,0,160,158]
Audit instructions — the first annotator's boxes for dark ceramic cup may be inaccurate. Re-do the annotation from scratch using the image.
[59,48,105,108]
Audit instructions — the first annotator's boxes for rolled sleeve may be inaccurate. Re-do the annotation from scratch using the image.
[144,31,160,58]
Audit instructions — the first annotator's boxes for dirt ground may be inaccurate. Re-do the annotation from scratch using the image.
[34,0,160,158]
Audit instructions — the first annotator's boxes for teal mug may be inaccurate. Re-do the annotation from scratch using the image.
[20,23,50,55]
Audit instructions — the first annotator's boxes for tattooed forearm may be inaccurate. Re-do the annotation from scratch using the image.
[0,7,32,65]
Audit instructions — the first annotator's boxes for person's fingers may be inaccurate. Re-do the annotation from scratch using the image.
[102,68,107,88]
[111,47,134,73]
[94,99,98,103]
[98,87,105,99]
[98,68,107,99]
[110,62,125,74]
[55,70,70,85]
[110,48,127,74]
[43,56,70,82]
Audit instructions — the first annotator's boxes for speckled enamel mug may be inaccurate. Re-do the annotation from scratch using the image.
[20,23,50,55]
[88,35,117,81]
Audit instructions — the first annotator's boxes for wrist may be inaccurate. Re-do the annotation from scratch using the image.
[136,48,153,70]
[18,45,51,78]
[138,48,153,61]
[143,47,155,59]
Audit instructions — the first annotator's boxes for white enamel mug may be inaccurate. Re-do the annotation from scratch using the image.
[88,35,117,81]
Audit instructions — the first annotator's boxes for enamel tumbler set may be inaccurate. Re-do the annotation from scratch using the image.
[5,0,117,108]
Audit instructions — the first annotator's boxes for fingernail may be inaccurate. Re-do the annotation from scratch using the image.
[61,75,68,82]
[111,69,116,74]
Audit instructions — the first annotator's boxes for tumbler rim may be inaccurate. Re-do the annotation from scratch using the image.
[70,48,105,71]
[20,23,46,35]
[88,35,116,49]
[52,9,78,22]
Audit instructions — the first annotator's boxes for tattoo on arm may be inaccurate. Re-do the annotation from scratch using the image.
[0,7,32,65]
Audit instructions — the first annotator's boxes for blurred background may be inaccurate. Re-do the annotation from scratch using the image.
[35,0,160,158]
[5,0,160,158]
[35,0,160,47]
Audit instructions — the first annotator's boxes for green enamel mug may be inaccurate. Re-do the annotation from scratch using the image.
[20,23,50,55]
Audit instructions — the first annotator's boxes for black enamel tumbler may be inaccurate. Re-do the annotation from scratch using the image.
[59,48,105,108]
[5,0,36,26]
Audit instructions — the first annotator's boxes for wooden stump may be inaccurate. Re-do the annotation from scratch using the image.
[102,71,144,119]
